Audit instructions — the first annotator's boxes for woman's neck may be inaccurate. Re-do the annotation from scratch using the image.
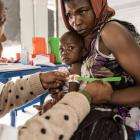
[84,32,95,49]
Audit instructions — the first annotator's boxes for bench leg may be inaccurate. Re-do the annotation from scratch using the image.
[10,110,16,127]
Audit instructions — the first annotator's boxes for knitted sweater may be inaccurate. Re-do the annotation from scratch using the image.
[0,73,45,118]
[18,92,90,140]
[0,74,90,140]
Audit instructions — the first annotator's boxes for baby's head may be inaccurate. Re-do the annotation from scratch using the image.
[60,31,84,65]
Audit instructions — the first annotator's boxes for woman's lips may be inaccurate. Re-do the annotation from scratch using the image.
[77,29,86,34]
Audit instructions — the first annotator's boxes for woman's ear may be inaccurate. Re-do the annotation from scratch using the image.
[0,33,6,42]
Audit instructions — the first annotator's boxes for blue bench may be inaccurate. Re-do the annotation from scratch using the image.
[10,92,48,127]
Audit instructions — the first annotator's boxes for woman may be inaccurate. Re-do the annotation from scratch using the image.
[60,0,140,139]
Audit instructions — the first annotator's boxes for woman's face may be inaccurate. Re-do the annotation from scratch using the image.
[65,0,95,37]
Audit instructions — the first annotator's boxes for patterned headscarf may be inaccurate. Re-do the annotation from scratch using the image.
[60,0,115,58]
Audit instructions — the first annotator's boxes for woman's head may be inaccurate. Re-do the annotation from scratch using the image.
[63,0,95,37]
[0,0,6,42]
[60,31,84,65]
[61,0,115,37]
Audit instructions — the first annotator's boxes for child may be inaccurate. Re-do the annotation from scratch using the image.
[60,30,84,91]
[37,30,85,112]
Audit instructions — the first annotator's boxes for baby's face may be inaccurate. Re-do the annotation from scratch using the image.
[60,37,82,65]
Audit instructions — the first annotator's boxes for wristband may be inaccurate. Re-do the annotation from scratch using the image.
[68,74,80,84]
[79,89,92,104]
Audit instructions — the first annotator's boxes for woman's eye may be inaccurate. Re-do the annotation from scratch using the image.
[79,11,83,15]
[79,10,87,15]
[66,13,72,19]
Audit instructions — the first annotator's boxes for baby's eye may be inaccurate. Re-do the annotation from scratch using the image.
[60,48,64,53]
[69,46,74,50]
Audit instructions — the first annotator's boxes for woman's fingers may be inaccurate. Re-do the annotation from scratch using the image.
[40,72,66,83]
[54,72,67,82]
[84,81,113,104]
[40,71,67,89]
[47,82,62,89]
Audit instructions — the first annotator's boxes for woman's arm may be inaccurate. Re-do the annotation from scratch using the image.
[18,81,113,140]
[0,81,111,140]
[0,72,66,117]
[0,73,45,117]
[18,91,90,140]
[100,21,140,106]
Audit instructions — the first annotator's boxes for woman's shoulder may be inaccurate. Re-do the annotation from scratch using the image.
[100,20,128,37]
[99,20,136,52]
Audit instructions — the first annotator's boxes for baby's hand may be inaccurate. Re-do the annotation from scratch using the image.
[43,92,65,113]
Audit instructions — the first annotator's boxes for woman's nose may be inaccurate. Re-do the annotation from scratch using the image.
[71,15,82,28]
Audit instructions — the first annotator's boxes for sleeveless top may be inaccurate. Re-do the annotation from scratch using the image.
[81,35,135,90]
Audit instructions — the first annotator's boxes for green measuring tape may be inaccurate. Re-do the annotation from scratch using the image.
[77,76,122,83]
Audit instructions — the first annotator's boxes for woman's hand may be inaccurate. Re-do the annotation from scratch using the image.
[84,81,113,104]
[40,72,67,90]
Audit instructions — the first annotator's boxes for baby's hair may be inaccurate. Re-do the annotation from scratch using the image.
[60,30,84,47]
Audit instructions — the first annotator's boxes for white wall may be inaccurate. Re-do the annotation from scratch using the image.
[58,0,67,37]
[4,0,20,42]
[20,0,34,53]
[109,0,140,32]
[20,0,48,54]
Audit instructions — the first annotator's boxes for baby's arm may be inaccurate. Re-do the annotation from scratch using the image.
[69,82,80,92]
[68,63,81,92]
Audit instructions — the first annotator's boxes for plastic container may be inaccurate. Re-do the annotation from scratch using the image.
[32,37,47,56]
[16,53,20,60]
[21,48,29,64]
[48,37,62,64]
